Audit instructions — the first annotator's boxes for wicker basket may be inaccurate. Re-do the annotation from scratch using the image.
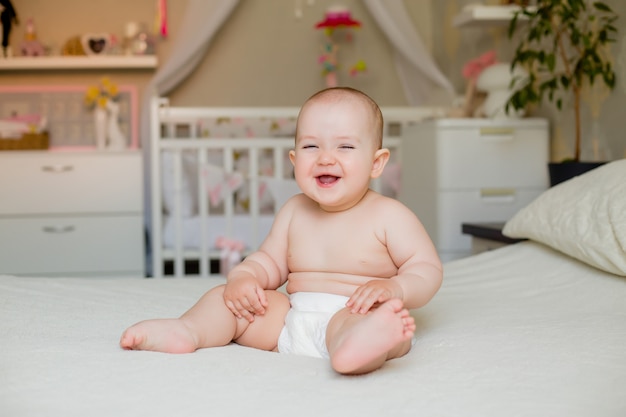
[0,132,49,151]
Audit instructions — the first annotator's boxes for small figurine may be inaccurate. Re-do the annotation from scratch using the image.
[0,0,18,57]
[62,36,87,56]
[20,18,45,57]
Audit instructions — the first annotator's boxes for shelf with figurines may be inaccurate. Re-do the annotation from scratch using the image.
[0,18,158,71]
[0,55,157,70]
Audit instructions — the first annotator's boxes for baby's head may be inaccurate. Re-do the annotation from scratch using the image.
[290,87,390,212]
[296,87,384,149]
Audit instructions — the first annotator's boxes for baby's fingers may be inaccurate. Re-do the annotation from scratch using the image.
[348,290,379,314]
[247,293,267,317]
[256,287,269,309]
[225,299,255,322]
[224,299,242,319]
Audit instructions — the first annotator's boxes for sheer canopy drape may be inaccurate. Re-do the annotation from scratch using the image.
[362,0,455,105]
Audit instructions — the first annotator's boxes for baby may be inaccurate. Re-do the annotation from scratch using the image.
[120,87,443,375]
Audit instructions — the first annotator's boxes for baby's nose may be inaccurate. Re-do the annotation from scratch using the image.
[318,150,335,165]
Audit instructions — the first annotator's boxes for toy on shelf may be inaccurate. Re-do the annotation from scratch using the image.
[81,33,110,55]
[457,49,528,119]
[314,6,366,87]
[62,36,87,56]
[0,0,18,57]
[458,50,496,117]
[124,22,155,55]
[20,18,45,56]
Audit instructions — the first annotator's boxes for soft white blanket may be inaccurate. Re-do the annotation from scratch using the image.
[1,242,625,417]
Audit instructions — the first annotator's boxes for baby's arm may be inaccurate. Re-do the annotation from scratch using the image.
[347,199,443,312]
[222,197,296,321]
[384,200,443,309]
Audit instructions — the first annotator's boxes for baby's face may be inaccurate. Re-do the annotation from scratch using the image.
[290,97,379,212]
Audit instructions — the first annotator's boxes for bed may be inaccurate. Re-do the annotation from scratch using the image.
[150,97,447,277]
[2,159,625,416]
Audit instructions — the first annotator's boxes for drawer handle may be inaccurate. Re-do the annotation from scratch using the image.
[479,127,515,141]
[42,165,74,173]
[42,225,75,234]
[479,127,515,135]
[480,188,516,203]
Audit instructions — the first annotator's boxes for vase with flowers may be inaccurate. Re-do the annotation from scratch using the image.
[84,77,120,150]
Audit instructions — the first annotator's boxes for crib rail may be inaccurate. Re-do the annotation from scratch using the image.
[153,138,291,278]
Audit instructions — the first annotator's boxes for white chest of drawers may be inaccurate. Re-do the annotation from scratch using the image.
[398,118,549,262]
[0,151,144,276]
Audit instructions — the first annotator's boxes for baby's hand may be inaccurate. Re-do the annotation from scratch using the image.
[346,280,404,314]
[223,276,268,322]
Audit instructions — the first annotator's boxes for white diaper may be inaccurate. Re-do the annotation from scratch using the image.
[277,292,349,359]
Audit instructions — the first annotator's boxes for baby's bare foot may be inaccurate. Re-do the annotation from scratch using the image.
[119,319,197,354]
[331,299,415,374]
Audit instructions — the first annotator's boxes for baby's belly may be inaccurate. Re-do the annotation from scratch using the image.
[286,271,386,297]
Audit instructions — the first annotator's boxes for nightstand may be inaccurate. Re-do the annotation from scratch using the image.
[461,222,525,254]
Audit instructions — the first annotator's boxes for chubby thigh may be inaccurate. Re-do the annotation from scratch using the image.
[232,289,291,351]
[277,292,349,358]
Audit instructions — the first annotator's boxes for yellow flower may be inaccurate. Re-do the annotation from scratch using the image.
[85,86,100,101]
[84,77,120,110]
[108,84,119,97]
[97,96,108,109]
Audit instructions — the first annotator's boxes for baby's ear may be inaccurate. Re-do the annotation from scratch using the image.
[371,148,390,179]
[289,149,296,166]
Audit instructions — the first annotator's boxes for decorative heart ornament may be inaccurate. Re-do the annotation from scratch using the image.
[81,33,109,55]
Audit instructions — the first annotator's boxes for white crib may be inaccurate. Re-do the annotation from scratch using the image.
[150,96,446,278]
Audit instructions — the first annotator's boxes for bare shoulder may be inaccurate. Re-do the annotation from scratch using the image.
[368,192,441,270]
[367,192,417,220]
[272,193,312,224]
[278,193,310,213]
[366,192,430,242]
[255,194,308,261]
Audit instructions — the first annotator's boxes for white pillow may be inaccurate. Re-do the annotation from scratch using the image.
[503,159,626,276]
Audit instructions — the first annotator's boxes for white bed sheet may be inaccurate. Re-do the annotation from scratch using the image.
[1,242,625,417]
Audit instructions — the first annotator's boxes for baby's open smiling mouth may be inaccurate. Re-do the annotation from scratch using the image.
[317,175,339,185]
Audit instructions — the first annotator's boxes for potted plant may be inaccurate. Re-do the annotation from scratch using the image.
[505,0,618,185]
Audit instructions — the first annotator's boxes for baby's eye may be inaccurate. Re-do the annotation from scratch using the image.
[302,144,318,149]
[339,145,355,149]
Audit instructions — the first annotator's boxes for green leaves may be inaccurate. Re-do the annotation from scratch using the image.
[593,2,612,13]
[507,0,617,110]
[505,0,618,161]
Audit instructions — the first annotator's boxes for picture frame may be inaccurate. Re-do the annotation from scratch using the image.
[0,84,139,150]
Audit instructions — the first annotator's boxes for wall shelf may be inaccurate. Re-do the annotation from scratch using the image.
[0,55,158,71]
[453,5,532,28]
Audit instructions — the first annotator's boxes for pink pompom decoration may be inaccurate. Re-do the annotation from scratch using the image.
[462,50,497,80]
